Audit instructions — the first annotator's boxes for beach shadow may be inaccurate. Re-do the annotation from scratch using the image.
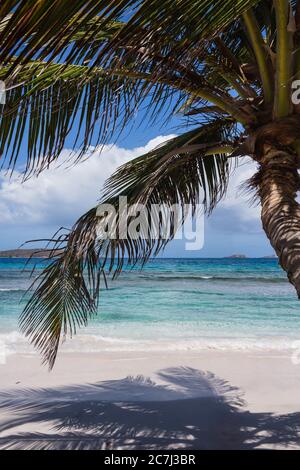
[0,366,299,450]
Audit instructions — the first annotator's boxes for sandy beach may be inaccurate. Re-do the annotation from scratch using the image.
[0,350,299,450]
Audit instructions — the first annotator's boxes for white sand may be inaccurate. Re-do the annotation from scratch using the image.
[0,350,300,449]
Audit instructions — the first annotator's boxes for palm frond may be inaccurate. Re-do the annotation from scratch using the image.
[2,1,296,177]
[273,0,294,117]
[242,7,273,103]
[101,119,239,214]
[0,1,261,71]
[0,61,141,174]
[0,1,277,176]
[21,119,240,367]
[20,208,101,369]
[0,50,252,175]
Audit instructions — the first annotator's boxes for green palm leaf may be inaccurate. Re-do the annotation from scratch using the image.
[20,120,240,367]
[0,54,250,174]
[0,1,261,69]
[0,1,266,174]
[0,61,141,174]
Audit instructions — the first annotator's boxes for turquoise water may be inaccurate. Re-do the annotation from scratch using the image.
[0,258,300,355]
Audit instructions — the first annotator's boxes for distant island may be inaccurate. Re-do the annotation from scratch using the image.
[0,248,63,258]
[0,250,279,259]
[224,254,278,259]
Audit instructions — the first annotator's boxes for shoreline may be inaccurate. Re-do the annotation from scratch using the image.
[1,350,299,449]
[2,329,300,357]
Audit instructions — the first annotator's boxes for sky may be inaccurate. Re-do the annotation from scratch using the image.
[0,120,274,257]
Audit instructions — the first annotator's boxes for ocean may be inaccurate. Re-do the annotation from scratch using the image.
[0,257,300,357]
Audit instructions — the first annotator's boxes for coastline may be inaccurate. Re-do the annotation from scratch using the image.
[1,350,299,449]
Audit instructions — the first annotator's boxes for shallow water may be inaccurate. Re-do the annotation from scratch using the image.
[0,258,299,355]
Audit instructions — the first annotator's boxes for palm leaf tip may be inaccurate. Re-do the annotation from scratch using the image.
[19,245,99,369]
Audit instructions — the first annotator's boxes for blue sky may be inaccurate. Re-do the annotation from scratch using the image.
[0,112,274,257]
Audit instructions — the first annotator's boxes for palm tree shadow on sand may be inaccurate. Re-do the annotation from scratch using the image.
[0,366,299,450]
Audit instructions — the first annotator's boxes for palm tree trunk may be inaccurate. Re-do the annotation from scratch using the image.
[256,147,300,297]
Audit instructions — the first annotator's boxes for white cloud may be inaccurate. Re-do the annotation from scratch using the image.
[209,158,262,234]
[0,138,265,253]
[0,135,176,227]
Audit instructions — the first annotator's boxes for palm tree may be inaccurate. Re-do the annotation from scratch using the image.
[0,0,299,367]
